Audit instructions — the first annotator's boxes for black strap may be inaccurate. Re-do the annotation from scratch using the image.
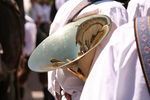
[134,16,150,93]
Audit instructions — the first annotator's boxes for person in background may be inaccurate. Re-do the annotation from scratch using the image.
[30,0,43,28]
[80,0,150,100]
[17,15,37,99]
[39,0,51,35]
[0,0,25,100]
[23,1,55,100]
[23,15,37,57]
[47,0,128,100]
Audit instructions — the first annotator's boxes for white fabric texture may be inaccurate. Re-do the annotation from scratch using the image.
[23,0,32,14]
[49,0,92,34]
[55,0,70,10]
[80,0,150,99]
[80,22,150,100]
[48,0,128,100]
[23,15,37,56]
[127,0,150,21]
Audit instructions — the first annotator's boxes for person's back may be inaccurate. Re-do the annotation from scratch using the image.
[80,0,150,99]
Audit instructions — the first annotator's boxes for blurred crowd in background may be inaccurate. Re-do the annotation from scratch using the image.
[0,0,70,100]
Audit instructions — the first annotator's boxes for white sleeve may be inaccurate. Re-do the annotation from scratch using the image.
[48,71,61,100]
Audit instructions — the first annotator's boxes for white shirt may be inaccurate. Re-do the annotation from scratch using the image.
[30,3,43,22]
[23,0,32,14]
[48,0,128,100]
[23,15,37,56]
[80,21,150,100]
[81,0,150,99]
[127,0,150,21]
[55,0,70,10]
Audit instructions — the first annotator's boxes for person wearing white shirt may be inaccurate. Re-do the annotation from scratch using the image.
[23,15,55,100]
[23,15,37,56]
[47,0,128,100]
[39,0,51,35]
[80,0,150,100]
[127,0,150,21]
[30,0,43,27]
[18,15,37,99]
